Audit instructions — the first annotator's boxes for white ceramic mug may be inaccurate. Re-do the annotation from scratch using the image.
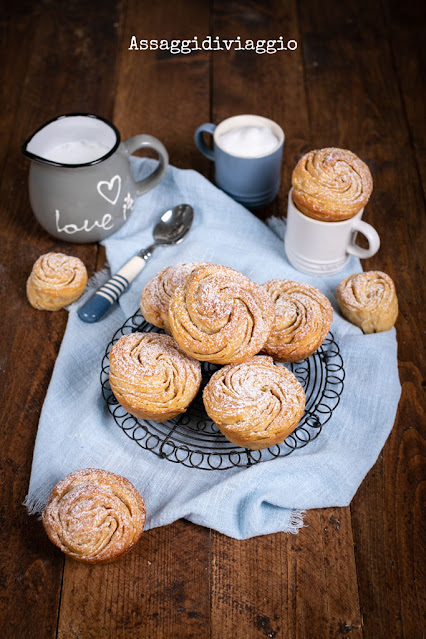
[285,188,380,275]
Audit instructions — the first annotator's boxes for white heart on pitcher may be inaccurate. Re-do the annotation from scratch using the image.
[97,175,121,205]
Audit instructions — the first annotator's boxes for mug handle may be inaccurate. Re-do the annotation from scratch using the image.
[122,135,169,196]
[347,219,380,259]
[194,123,216,161]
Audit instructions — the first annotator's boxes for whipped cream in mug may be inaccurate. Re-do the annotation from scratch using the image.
[194,114,284,207]
[217,125,279,158]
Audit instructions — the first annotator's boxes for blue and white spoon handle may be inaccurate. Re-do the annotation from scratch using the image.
[78,254,149,323]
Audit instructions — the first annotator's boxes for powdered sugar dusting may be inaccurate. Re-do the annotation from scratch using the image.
[292,147,373,221]
[31,252,86,288]
[262,279,333,362]
[42,468,145,563]
[27,252,88,310]
[141,262,210,330]
[337,271,398,333]
[203,356,305,450]
[109,332,202,420]
[168,264,275,364]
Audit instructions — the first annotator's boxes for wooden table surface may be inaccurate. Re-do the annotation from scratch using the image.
[1,1,424,638]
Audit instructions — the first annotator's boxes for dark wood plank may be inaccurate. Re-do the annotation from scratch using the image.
[352,382,426,639]
[58,521,210,639]
[0,1,424,638]
[0,1,122,637]
[211,0,310,220]
[0,2,35,179]
[295,1,425,637]
[210,2,362,637]
[211,509,362,639]
[211,530,288,639]
[113,0,211,172]
[384,0,426,196]
[56,2,212,637]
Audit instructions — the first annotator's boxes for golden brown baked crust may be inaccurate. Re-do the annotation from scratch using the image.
[203,356,305,450]
[140,262,210,331]
[291,147,373,221]
[261,280,333,362]
[336,271,398,333]
[26,252,87,310]
[168,263,276,365]
[42,468,146,564]
[109,332,202,421]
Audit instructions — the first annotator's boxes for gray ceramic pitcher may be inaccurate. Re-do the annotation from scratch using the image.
[22,113,169,243]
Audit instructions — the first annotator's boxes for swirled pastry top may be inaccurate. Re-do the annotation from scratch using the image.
[168,263,276,365]
[261,280,333,362]
[336,271,398,333]
[203,356,305,450]
[109,332,202,422]
[291,148,373,221]
[26,252,87,310]
[42,469,146,564]
[140,262,210,331]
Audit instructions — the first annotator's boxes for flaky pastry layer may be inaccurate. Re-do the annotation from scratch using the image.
[262,280,333,362]
[336,271,398,333]
[26,252,87,310]
[203,356,305,450]
[292,147,373,221]
[140,262,210,331]
[109,332,202,421]
[42,468,146,564]
[168,263,275,365]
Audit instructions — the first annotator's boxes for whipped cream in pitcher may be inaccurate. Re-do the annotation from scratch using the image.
[22,113,169,243]
[44,140,111,164]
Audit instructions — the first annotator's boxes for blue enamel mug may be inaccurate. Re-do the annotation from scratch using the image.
[194,114,284,208]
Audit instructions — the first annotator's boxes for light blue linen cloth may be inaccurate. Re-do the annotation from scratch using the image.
[25,159,401,537]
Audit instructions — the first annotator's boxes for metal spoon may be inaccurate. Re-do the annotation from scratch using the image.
[78,203,194,323]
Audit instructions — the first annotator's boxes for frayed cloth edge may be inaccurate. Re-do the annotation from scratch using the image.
[287,509,306,534]
[23,493,47,519]
[23,491,307,537]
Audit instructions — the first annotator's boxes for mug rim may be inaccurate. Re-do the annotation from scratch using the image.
[288,187,363,225]
[22,113,121,169]
[213,114,284,159]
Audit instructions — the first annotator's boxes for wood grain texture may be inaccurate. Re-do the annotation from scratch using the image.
[384,0,426,196]
[295,1,425,637]
[0,1,121,637]
[0,0,424,637]
[56,2,212,637]
[209,2,363,637]
[0,1,36,181]
[211,509,362,639]
[58,521,210,639]
[211,0,310,220]
[113,0,211,172]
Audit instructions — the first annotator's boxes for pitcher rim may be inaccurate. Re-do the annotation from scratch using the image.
[21,113,121,168]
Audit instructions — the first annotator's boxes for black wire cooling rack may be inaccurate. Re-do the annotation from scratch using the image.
[100,308,345,470]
